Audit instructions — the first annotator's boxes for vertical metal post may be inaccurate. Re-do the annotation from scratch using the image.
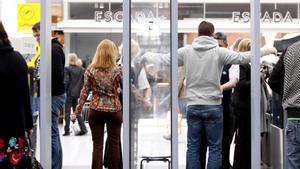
[250,0,261,169]
[203,0,206,19]
[122,0,130,169]
[40,0,52,168]
[64,33,70,66]
[0,0,2,19]
[298,3,300,20]
[171,0,178,169]
[63,0,69,21]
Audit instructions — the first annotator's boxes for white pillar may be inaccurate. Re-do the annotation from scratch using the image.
[40,0,52,168]
[64,32,71,66]
[250,0,261,169]
[171,1,178,169]
[0,1,2,19]
[122,0,130,169]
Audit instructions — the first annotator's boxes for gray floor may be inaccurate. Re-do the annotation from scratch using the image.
[58,119,235,169]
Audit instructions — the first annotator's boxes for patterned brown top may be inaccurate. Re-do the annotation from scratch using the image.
[75,66,122,115]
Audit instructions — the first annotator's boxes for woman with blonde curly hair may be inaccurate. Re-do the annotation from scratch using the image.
[231,38,252,169]
[74,39,122,169]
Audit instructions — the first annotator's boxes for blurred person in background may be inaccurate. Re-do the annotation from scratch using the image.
[0,21,33,169]
[77,58,83,67]
[74,39,122,169]
[63,53,88,136]
[118,40,152,168]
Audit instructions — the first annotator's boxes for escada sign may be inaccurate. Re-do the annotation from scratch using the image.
[94,10,165,23]
[232,11,293,23]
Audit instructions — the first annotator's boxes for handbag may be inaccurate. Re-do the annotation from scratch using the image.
[26,132,43,169]
[70,119,81,135]
[31,157,43,169]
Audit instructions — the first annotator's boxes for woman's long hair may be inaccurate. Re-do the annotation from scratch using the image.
[0,21,10,45]
[91,39,118,69]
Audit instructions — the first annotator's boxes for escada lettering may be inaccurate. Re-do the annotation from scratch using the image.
[232,11,293,23]
[95,10,163,22]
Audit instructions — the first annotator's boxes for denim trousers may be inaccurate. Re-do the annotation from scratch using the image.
[52,94,66,169]
[286,120,300,169]
[186,105,223,169]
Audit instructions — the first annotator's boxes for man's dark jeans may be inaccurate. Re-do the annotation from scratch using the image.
[186,105,223,169]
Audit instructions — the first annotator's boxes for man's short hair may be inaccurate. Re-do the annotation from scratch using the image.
[32,22,40,32]
[214,32,228,45]
[198,21,214,36]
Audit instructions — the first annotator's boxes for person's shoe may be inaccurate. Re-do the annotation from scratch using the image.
[62,132,70,136]
[75,131,87,136]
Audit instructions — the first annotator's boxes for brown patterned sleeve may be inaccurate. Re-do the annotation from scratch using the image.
[75,67,92,116]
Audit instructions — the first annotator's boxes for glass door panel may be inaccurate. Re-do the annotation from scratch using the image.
[130,1,171,169]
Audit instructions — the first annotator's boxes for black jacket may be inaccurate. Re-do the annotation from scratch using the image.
[268,50,286,95]
[64,65,84,97]
[52,38,65,96]
[0,44,33,138]
[231,64,251,111]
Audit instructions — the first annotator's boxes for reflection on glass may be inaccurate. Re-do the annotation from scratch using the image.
[130,1,171,169]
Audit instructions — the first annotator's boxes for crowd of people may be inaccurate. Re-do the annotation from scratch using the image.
[0,19,299,169]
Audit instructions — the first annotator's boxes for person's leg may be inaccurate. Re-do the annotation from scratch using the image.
[233,109,251,169]
[285,120,300,169]
[222,104,234,169]
[88,109,105,169]
[106,111,123,169]
[200,131,207,169]
[64,96,72,135]
[204,105,223,169]
[51,94,66,169]
[72,97,88,133]
[186,105,204,169]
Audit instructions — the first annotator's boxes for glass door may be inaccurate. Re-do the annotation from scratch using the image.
[129,1,172,169]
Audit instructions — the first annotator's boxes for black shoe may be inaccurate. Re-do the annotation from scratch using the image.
[75,131,87,136]
[63,132,70,136]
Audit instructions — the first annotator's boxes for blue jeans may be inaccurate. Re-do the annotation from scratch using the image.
[52,94,66,169]
[186,105,223,169]
[30,96,40,116]
[286,120,300,169]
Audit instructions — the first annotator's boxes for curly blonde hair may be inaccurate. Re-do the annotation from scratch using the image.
[237,39,251,52]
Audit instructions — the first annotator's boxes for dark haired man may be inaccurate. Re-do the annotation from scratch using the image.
[142,21,276,168]
[200,32,239,169]
[27,22,41,162]
[32,22,66,169]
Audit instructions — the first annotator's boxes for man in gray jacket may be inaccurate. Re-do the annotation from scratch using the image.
[143,21,276,169]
